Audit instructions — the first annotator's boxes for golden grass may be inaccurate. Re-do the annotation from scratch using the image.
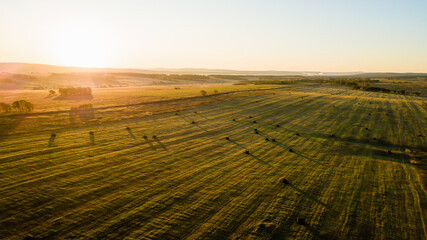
[0,84,426,239]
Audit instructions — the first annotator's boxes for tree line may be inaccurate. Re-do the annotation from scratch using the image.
[58,87,92,96]
[0,100,34,114]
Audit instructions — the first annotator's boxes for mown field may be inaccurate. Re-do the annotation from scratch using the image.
[0,83,426,239]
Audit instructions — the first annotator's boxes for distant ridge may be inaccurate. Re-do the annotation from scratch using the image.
[1,62,426,77]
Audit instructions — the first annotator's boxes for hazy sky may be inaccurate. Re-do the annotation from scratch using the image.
[1,0,426,72]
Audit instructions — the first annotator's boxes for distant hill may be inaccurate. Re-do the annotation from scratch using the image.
[1,63,426,90]
[0,62,361,76]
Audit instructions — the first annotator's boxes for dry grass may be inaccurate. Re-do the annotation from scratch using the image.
[0,83,426,239]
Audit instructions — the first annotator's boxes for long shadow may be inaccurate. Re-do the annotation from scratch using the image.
[197,112,211,121]
[255,131,322,164]
[292,149,322,165]
[178,114,209,132]
[153,138,168,151]
[0,115,25,143]
[127,129,136,139]
[287,183,329,208]
[228,139,273,167]
[304,224,336,240]
[141,132,155,150]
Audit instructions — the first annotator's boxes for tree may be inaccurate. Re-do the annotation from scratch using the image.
[10,100,34,113]
[0,102,10,114]
[48,90,56,96]
[200,90,207,96]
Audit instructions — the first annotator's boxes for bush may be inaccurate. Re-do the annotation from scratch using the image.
[58,87,92,96]
[200,90,207,96]
[10,100,34,113]
[0,102,10,114]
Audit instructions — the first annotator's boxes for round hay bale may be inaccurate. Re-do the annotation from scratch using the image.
[265,138,269,141]
[289,149,293,152]
[51,133,56,138]
[282,178,289,184]
[191,121,196,124]
[244,150,250,154]
[225,137,230,140]
[296,133,300,136]
[143,135,148,139]
[297,218,306,225]
[253,121,257,123]
[373,137,377,140]
[365,127,369,130]
[331,134,336,138]
[276,124,280,128]
[152,135,157,139]
[272,139,276,142]
[388,150,392,154]
[232,119,236,121]
[126,127,130,131]
[249,116,253,118]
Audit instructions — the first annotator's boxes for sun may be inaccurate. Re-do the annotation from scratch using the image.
[54,25,113,68]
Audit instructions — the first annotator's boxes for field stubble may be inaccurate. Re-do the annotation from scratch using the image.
[0,84,426,239]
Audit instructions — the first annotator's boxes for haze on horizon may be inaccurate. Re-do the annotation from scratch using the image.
[1,0,426,73]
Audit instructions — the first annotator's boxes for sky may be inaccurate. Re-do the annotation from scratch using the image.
[0,0,426,72]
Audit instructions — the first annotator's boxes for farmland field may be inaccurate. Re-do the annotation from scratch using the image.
[1,83,426,239]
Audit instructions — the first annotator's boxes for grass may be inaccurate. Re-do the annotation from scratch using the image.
[0,83,426,239]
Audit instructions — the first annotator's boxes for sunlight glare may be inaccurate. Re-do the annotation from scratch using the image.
[54,25,112,68]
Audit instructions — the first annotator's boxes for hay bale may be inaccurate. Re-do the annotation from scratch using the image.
[175,113,179,115]
[89,131,95,145]
[48,133,56,147]
[297,218,306,225]
[365,127,369,130]
[373,137,377,140]
[272,139,276,142]
[191,121,196,124]
[265,138,269,141]
[232,119,236,121]
[152,135,157,139]
[194,111,198,113]
[388,150,392,154]
[126,127,131,131]
[276,124,280,128]
[143,135,148,139]
[249,116,253,118]
[331,134,336,138]
[282,178,289,184]
[419,134,423,137]
[253,121,257,123]
[296,133,300,136]
[289,149,293,152]
[244,150,250,154]
[225,137,230,140]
